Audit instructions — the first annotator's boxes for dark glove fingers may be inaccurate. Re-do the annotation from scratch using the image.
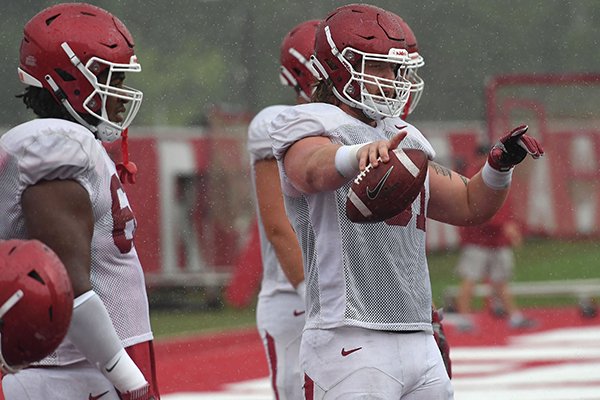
[518,135,544,158]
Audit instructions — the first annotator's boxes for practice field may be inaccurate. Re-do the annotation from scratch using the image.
[150,238,600,340]
[147,238,600,399]
[155,306,600,399]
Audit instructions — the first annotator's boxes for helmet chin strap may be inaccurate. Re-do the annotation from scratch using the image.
[44,75,98,133]
[44,74,123,142]
[362,107,386,121]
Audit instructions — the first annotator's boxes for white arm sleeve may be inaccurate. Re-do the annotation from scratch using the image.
[67,291,147,392]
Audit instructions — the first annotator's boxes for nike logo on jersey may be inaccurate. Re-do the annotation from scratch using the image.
[293,310,305,317]
[105,355,121,373]
[341,347,362,357]
[366,166,394,200]
[89,391,109,400]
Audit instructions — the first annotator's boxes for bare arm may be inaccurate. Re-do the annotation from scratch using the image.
[427,162,508,226]
[21,179,94,297]
[284,132,407,194]
[284,136,347,193]
[22,179,149,393]
[428,125,544,226]
[254,159,304,287]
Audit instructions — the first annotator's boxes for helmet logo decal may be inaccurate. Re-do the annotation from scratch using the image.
[25,55,36,67]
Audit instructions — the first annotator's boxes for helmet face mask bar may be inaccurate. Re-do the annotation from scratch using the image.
[402,53,425,117]
[77,49,143,142]
[348,46,412,120]
[322,25,412,120]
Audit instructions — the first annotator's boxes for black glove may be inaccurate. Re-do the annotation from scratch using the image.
[488,125,544,171]
[432,307,452,379]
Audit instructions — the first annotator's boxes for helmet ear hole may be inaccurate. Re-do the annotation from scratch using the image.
[55,69,75,82]
[27,269,46,285]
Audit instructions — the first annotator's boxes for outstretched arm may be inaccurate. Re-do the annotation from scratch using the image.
[428,125,543,225]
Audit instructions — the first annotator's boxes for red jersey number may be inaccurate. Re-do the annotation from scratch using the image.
[385,187,426,232]
[110,174,136,253]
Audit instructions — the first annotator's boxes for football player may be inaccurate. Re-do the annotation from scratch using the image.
[248,19,320,400]
[0,240,73,374]
[0,4,158,400]
[269,4,543,399]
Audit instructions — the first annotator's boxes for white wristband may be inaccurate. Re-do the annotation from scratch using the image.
[295,280,306,304]
[482,161,513,189]
[334,143,369,179]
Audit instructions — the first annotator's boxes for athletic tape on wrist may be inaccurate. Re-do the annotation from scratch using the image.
[482,161,513,189]
[334,143,369,179]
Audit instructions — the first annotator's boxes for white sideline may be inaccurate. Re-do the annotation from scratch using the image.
[444,278,600,301]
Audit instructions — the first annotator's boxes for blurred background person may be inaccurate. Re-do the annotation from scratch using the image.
[453,145,537,331]
[247,19,320,400]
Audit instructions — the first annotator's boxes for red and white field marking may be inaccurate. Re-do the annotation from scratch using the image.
[158,307,600,400]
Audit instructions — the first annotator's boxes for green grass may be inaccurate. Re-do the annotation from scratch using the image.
[150,306,257,340]
[429,238,600,308]
[151,238,600,340]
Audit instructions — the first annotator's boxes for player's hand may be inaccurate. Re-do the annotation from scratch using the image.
[488,125,544,171]
[117,384,156,400]
[432,307,452,379]
[357,131,407,170]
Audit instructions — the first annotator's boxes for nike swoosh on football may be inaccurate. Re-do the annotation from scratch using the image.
[105,356,121,373]
[366,166,394,200]
[341,347,362,357]
[89,390,109,400]
[293,309,305,316]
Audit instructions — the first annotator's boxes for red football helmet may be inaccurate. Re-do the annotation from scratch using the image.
[398,19,425,119]
[312,4,412,120]
[279,19,321,102]
[18,3,143,142]
[0,240,74,374]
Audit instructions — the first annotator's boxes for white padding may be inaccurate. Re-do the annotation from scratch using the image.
[482,161,513,190]
[334,143,370,179]
[67,291,147,392]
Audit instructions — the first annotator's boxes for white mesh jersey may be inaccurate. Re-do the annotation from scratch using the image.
[248,105,298,298]
[0,118,153,366]
[270,103,436,333]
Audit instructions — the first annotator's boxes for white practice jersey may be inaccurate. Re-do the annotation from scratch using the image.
[248,105,298,299]
[0,118,153,366]
[269,103,436,333]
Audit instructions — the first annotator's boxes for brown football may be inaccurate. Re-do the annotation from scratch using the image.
[345,148,428,223]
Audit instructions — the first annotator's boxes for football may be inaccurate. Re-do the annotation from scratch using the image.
[345,148,428,223]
